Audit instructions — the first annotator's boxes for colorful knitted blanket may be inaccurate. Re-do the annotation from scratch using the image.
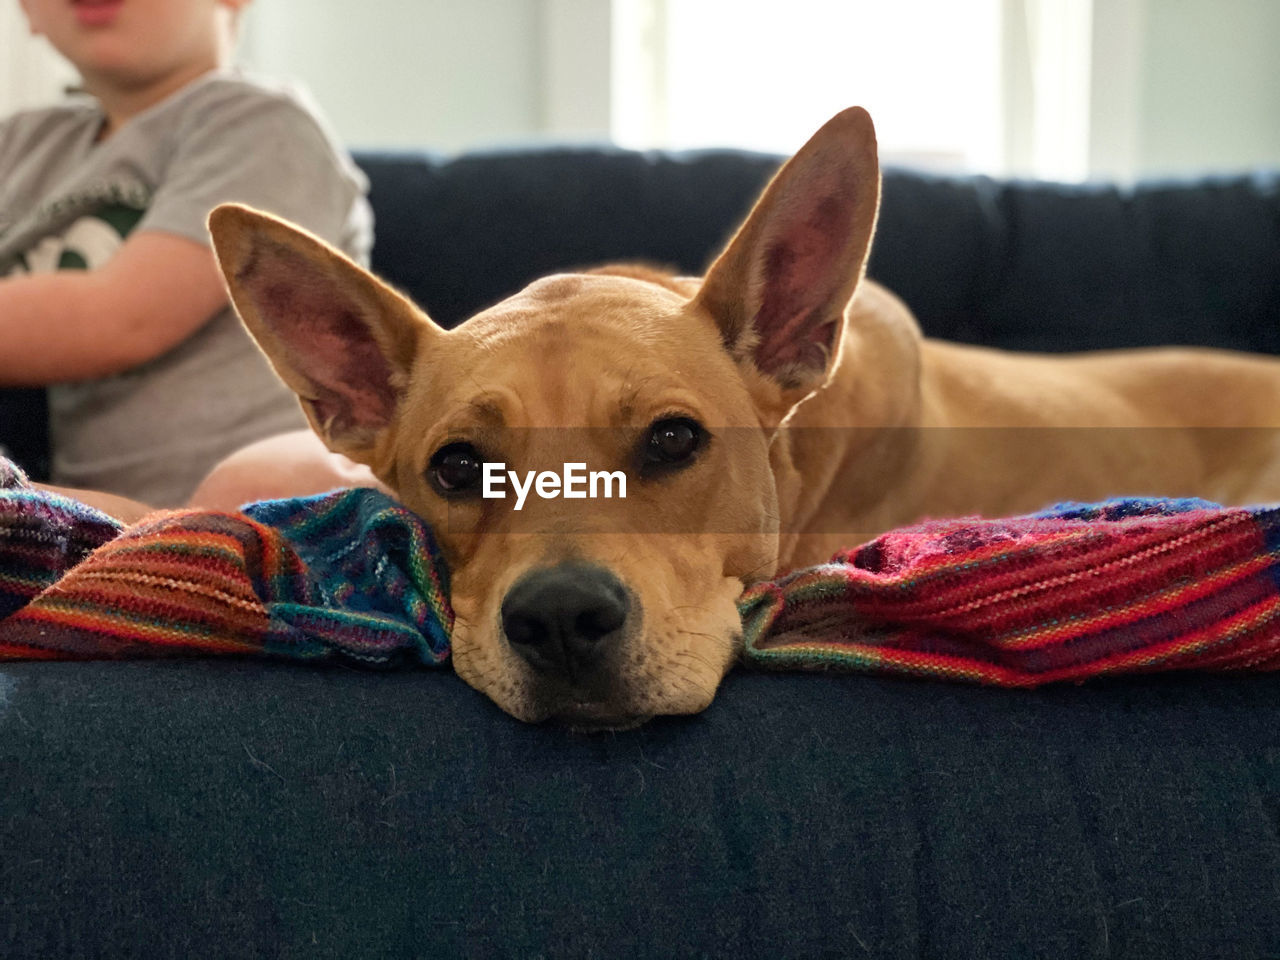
[3,457,1279,685]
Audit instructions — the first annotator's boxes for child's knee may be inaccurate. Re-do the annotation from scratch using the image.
[187,430,388,510]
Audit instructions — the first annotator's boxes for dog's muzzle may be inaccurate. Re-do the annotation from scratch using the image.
[500,563,630,687]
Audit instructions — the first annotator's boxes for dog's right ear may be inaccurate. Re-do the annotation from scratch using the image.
[208,203,439,467]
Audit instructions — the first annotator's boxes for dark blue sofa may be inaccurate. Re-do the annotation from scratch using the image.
[2,149,1279,959]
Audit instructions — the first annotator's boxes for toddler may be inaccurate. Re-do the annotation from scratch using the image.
[0,0,373,508]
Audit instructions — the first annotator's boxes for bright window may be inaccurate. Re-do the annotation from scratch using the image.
[612,0,1005,173]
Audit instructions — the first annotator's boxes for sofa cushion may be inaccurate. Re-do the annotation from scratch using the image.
[3,661,1279,959]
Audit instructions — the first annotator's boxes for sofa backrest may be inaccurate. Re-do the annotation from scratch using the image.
[356,148,1280,355]
[4,150,1278,484]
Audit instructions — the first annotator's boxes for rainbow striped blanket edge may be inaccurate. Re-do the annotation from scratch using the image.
[3,458,1278,685]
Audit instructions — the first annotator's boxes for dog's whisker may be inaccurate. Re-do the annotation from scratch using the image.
[668,603,711,615]
[671,643,719,673]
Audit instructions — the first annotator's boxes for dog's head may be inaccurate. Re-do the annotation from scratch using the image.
[208,107,880,728]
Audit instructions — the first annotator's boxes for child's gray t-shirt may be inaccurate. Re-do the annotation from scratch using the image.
[0,70,374,506]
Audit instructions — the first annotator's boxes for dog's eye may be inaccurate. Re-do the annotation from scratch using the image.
[429,442,484,495]
[645,417,704,468]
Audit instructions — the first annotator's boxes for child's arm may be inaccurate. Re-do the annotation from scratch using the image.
[0,230,228,385]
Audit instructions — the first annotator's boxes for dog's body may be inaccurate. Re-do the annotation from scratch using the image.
[780,279,1280,567]
[625,270,1280,569]
[207,107,1280,728]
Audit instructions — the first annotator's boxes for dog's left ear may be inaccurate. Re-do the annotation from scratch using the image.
[693,107,880,403]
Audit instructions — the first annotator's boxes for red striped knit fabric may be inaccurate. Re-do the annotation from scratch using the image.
[738,499,1280,683]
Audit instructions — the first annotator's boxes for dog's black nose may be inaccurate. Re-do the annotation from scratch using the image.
[501,564,630,677]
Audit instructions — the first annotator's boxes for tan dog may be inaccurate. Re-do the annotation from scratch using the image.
[207,107,1280,728]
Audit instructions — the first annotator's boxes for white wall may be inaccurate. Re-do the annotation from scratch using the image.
[0,3,77,117]
[1089,0,1280,181]
[242,0,611,152]
[1134,0,1280,177]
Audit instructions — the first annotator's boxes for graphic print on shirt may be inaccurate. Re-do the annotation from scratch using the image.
[7,200,146,275]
